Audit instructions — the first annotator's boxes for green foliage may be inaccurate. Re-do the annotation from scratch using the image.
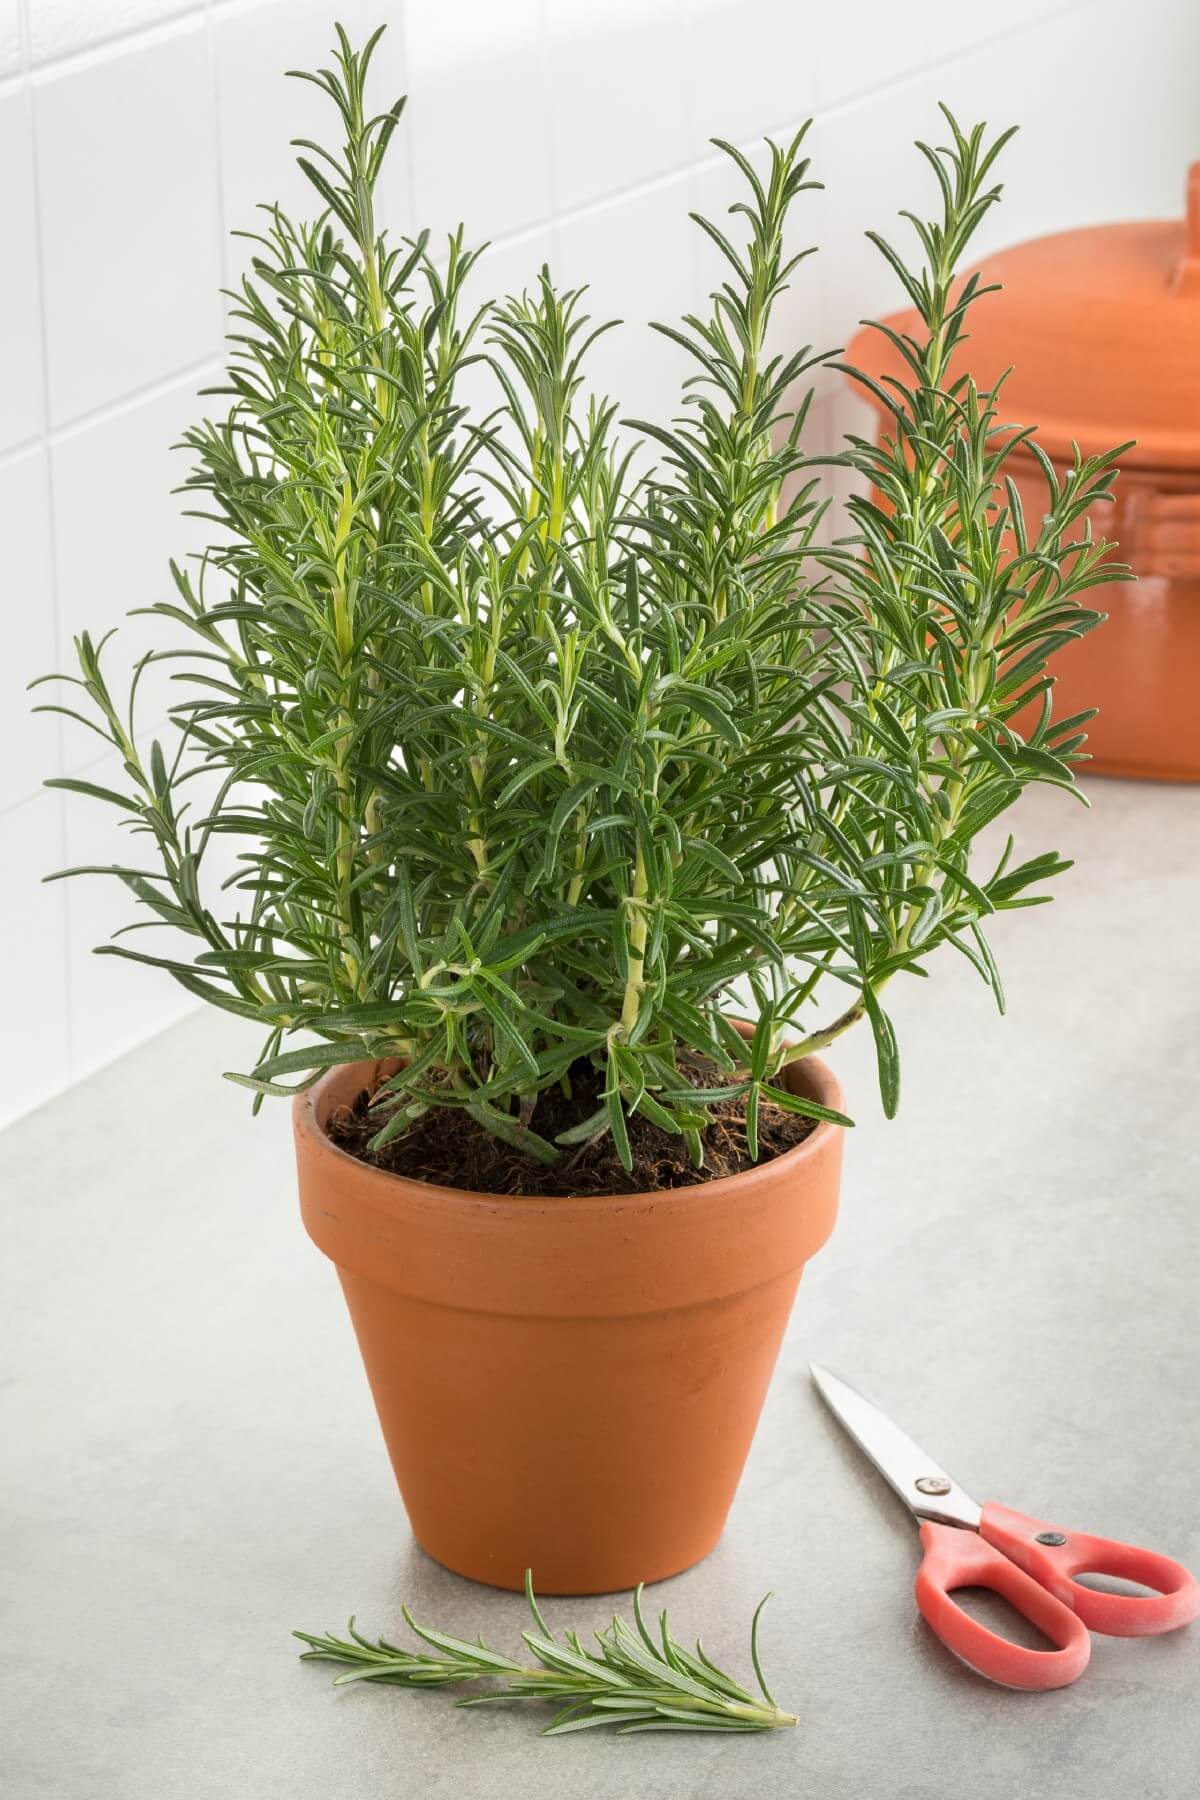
[294,1570,796,1736]
[36,29,1125,1169]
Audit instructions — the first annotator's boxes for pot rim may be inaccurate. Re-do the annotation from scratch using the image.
[294,1042,845,1215]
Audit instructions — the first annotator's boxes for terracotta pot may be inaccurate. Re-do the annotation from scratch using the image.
[295,1049,844,1594]
[845,162,1200,782]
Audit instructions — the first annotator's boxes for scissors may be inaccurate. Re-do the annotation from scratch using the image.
[810,1363,1200,1689]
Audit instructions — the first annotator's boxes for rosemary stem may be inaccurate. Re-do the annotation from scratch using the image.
[620,843,649,1036]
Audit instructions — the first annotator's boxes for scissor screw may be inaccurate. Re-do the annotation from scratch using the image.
[915,1476,952,1496]
[1035,1531,1068,1547]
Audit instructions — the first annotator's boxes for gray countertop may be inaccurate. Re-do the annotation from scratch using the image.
[3,777,1198,1800]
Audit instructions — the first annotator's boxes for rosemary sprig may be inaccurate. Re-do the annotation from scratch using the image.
[294,1571,796,1737]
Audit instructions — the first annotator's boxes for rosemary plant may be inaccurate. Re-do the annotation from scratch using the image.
[295,1571,795,1737]
[37,28,1125,1169]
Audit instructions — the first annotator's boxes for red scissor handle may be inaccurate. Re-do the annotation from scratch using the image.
[915,1522,1092,1689]
[980,1500,1200,1637]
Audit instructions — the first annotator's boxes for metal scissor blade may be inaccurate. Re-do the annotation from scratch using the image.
[810,1363,983,1531]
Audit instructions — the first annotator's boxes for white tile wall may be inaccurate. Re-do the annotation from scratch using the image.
[50,365,220,764]
[2,0,1197,1128]
[0,84,44,448]
[212,0,383,284]
[0,0,21,74]
[553,171,697,448]
[0,786,69,1121]
[406,0,548,243]
[32,19,222,424]
[817,0,1059,113]
[684,0,821,154]
[28,0,192,65]
[60,742,197,1072]
[0,448,58,809]
[544,0,690,213]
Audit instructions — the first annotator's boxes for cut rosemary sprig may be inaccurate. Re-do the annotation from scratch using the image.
[294,1571,796,1737]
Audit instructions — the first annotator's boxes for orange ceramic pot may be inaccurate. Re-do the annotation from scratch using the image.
[989,456,1200,780]
[846,164,1200,781]
[295,1050,844,1594]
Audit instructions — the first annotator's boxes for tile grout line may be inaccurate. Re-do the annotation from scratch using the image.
[4,2,219,830]
[203,0,233,303]
[14,0,221,1082]
[4,1,1099,420]
[12,0,1091,283]
[811,0,1089,125]
[15,0,75,1071]
[422,0,1094,277]
[2,355,225,468]
[47,354,225,447]
[22,3,206,84]
[0,697,177,820]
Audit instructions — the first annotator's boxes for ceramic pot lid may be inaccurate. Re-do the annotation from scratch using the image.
[847,164,1200,473]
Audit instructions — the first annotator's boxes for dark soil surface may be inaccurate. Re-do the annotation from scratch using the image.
[326,1057,816,1197]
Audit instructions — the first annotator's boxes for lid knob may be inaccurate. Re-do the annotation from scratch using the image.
[1172,162,1200,296]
